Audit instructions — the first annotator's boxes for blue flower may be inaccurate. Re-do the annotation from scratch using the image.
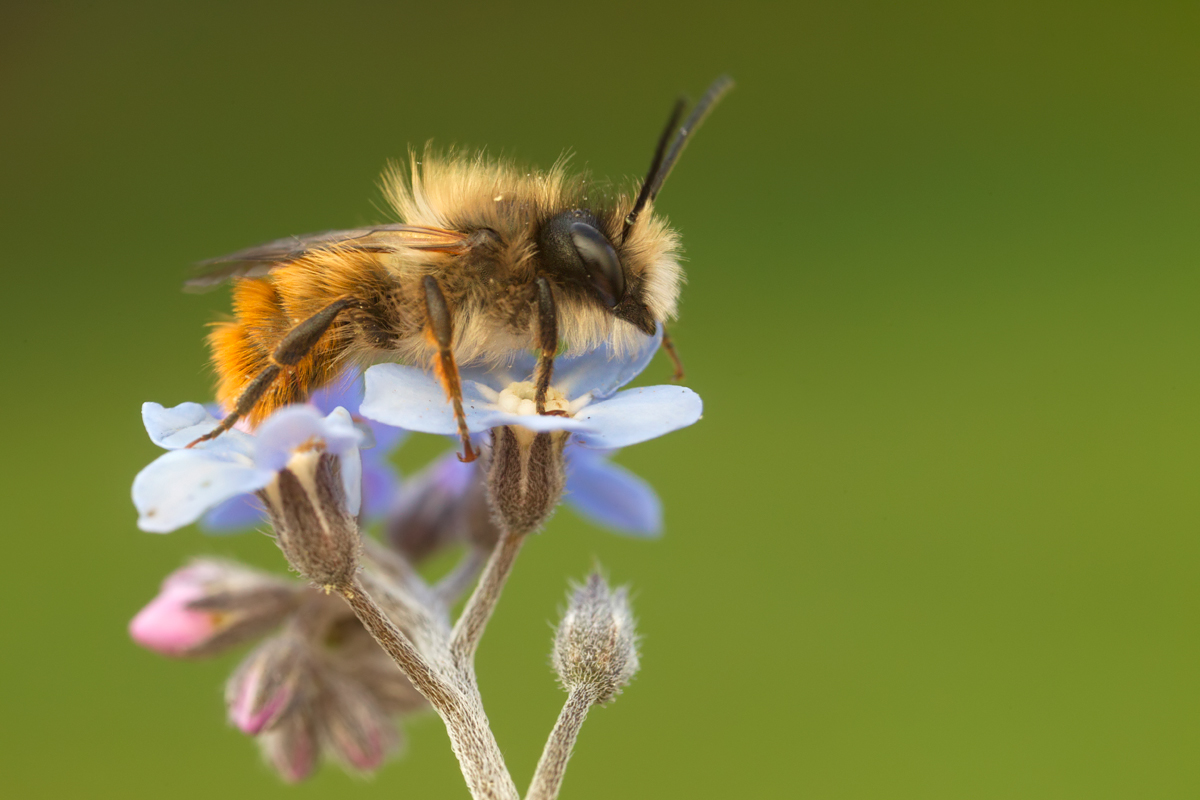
[202,372,405,533]
[360,325,702,450]
[133,402,364,534]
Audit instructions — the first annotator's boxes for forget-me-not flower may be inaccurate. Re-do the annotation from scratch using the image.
[360,325,702,451]
[202,371,404,533]
[133,402,363,533]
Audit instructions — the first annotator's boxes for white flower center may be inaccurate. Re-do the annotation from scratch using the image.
[497,381,573,417]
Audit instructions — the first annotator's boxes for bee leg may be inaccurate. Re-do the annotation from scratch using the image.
[661,325,685,383]
[188,296,357,447]
[533,277,562,415]
[422,276,478,463]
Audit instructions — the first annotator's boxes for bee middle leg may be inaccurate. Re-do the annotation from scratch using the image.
[188,296,357,447]
[422,275,479,463]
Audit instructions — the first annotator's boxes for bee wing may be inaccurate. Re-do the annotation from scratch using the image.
[183,224,469,292]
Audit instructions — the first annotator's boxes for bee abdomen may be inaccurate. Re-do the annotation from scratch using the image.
[208,278,343,426]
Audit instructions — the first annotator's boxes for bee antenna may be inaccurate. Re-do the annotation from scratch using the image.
[623,97,686,240]
[623,75,735,241]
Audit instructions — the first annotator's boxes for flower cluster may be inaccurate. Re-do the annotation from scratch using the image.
[130,325,702,787]
[131,560,426,780]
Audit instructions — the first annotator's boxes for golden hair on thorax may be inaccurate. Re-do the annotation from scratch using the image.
[188,77,733,461]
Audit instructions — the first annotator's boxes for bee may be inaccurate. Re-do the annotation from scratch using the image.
[187,77,733,461]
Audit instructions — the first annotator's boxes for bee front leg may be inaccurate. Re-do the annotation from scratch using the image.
[661,324,685,383]
[188,296,357,447]
[422,276,479,463]
[532,277,561,415]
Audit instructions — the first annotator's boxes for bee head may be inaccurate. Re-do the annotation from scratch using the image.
[537,210,625,308]
[532,77,732,343]
[537,207,667,338]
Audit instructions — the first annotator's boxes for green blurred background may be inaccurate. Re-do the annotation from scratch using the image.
[3,1,1198,797]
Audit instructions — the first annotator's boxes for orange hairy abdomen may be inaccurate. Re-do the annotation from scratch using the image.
[208,277,345,427]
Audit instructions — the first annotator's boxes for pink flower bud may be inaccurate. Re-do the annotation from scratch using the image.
[226,636,310,735]
[318,674,400,772]
[260,715,318,784]
[129,568,221,656]
[129,560,299,658]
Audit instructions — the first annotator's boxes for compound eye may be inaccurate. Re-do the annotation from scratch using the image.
[569,222,625,307]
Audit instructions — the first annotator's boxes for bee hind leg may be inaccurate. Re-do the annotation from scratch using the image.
[422,276,479,463]
[187,296,357,448]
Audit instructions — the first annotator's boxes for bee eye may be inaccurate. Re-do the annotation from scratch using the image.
[568,222,625,307]
[538,211,626,308]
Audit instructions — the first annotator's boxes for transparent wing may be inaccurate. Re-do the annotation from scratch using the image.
[184,224,469,292]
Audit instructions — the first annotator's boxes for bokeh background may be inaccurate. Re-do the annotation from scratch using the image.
[3,1,1198,798]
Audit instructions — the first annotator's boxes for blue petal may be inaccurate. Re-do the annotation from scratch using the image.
[456,324,664,401]
[142,402,254,454]
[365,419,407,454]
[251,406,364,516]
[570,386,703,449]
[133,449,273,533]
[426,449,478,495]
[201,494,268,533]
[478,410,595,434]
[460,354,538,392]
[253,406,363,471]
[360,457,401,521]
[362,365,502,434]
[340,439,364,518]
[555,323,663,400]
[309,370,363,415]
[363,364,612,438]
[311,370,410,450]
[322,406,364,451]
[565,449,662,537]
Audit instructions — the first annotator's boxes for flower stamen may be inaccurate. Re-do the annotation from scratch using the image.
[497,381,572,417]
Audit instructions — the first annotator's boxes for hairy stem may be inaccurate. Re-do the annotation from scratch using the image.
[451,532,526,660]
[526,687,596,800]
[339,577,453,708]
[438,688,520,800]
[340,576,518,800]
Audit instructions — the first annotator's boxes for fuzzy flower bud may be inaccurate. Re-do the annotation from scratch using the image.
[386,452,499,562]
[259,712,319,784]
[317,672,402,772]
[334,623,429,715]
[263,448,361,587]
[486,427,568,535]
[226,635,314,735]
[129,560,298,657]
[552,572,640,705]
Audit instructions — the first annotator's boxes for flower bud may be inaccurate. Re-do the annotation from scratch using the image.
[486,427,568,535]
[316,672,402,772]
[332,623,428,715]
[552,573,640,705]
[129,560,298,657]
[386,452,499,562]
[263,448,361,587]
[259,713,319,784]
[226,635,314,735]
